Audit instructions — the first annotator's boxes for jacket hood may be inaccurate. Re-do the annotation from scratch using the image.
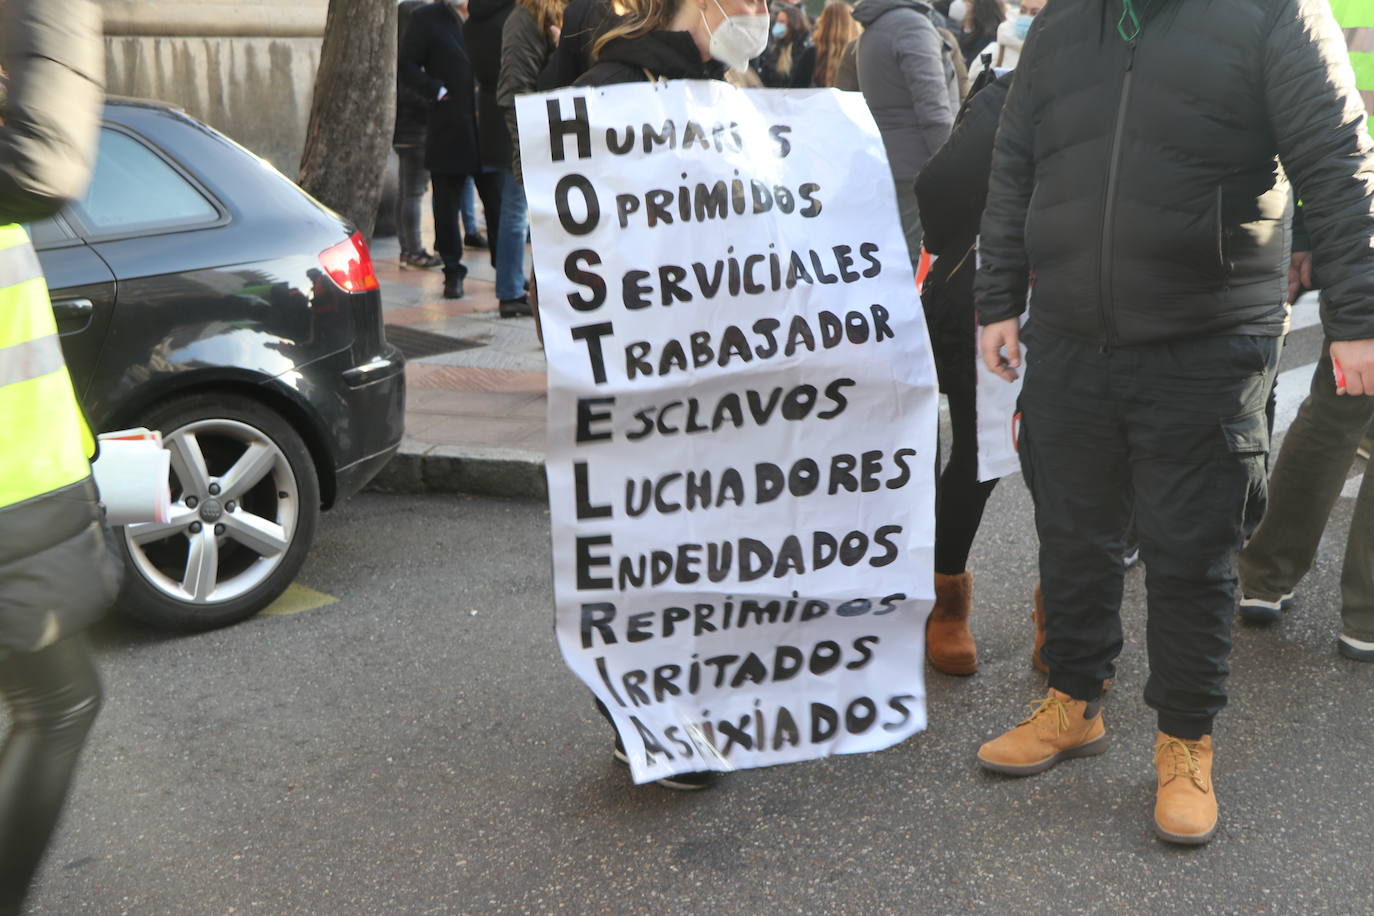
[853,0,932,27]
[597,30,726,80]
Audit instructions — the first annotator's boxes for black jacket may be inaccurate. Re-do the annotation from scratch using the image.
[400,1,482,176]
[916,72,1011,385]
[538,0,613,89]
[573,30,725,86]
[394,0,432,147]
[976,0,1374,346]
[466,0,516,168]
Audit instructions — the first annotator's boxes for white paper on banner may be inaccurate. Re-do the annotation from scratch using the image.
[519,81,940,785]
[975,313,1027,483]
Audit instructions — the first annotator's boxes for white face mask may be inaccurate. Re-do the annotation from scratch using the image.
[702,0,770,71]
[948,0,968,23]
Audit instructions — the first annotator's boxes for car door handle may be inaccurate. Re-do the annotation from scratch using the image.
[52,298,95,335]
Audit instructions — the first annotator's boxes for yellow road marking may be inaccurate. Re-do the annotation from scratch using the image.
[258,584,339,617]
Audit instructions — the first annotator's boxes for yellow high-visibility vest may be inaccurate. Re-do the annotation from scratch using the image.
[0,222,95,510]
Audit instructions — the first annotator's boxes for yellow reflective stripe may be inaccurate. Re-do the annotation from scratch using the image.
[0,334,65,387]
[0,370,92,509]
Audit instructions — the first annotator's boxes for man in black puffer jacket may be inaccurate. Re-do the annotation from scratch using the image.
[973,0,1374,846]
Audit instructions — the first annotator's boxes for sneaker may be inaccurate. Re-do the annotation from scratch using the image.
[499,295,533,318]
[1338,634,1374,661]
[976,688,1109,776]
[407,250,442,270]
[443,276,465,300]
[613,739,717,790]
[1237,591,1294,624]
[464,233,488,250]
[1153,733,1218,845]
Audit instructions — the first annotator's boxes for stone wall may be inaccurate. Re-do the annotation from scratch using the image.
[102,0,328,176]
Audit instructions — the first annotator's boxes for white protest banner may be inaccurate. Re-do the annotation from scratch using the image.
[518,81,940,785]
[975,315,1026,483]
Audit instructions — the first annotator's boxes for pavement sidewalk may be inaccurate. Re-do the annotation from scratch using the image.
[365,234,550,499]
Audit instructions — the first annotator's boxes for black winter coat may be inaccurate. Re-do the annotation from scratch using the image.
[573,30,724,86]
[400,2,482,176]
[538,0,613,89]
[916,72,1010,387]
[465,0,516,168]
[976,0,1374,346]
[394,0,432,147]
[498,5,557,182]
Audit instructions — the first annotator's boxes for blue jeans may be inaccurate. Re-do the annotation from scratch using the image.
[461,176,480,239]
[495,168,528,301]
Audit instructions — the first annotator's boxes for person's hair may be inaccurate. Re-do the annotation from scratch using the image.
[812,2,859,88]
[965,0,1005,34]
[593,0,683,58]
[518,0,568,36]
[775,4,812,43]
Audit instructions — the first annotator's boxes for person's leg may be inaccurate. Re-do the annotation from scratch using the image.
[977,330,1125,774]
[495,169,529,305]
[430,173,467,296]
[0,636,102,915]
[395,145,422,257]
[1127,335,1279,740]
[1238,344,1374,617]
[461,175,482,244]
[474,168,504,270]
[1340,458,1374,655]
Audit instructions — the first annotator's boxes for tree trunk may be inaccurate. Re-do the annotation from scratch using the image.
[298,0,396,240]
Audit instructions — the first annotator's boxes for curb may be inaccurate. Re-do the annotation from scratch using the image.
[366,442,548,501]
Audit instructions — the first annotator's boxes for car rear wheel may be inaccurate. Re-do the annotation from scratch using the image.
[115,393,321,631]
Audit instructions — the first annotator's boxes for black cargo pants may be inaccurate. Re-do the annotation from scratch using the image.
[1018,326,1281,740]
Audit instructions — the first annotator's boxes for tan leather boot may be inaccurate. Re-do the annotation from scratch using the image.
[1031,584,1048,673]
[977,688,1109,776]
[1153,733,1218,845]
[927,571,977,675]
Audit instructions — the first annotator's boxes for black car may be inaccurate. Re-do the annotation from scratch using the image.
[29,99,406,631]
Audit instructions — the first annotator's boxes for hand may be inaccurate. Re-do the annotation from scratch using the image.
[1287,251,1313,305]
[1330,338,1374,396]
[980,318,1022,382]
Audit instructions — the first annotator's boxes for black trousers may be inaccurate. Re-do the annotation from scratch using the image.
[0,635,102,915]
[1018,326,1280,740]
[934,350,1000,575]
[431,171,503,281]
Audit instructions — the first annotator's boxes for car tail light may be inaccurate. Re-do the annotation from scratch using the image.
[319,231,379,293]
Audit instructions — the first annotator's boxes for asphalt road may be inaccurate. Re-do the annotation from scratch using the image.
[21,474,1374,914]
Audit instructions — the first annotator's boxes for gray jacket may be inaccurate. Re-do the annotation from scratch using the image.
[0,0,104,224]
[853,0,958,182]
[498,5,556,184]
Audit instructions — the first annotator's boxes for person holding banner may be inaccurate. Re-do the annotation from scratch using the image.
[568,0,771,791]
[974,0,1374,845]
[913,67,1011,676]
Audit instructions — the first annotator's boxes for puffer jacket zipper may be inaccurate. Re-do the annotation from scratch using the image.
[1097,40,1136,349]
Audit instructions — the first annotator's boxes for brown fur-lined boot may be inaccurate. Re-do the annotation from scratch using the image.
[927,571,977,675]
[1031,584,1048,673]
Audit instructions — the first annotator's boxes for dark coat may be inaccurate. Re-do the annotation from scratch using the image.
[538,0,613,89]
[574,30,724,87]
[394,0,432,148]
[976,0,1374,346]
[465,0,516,168]
[916,72,1011,388]
[498,4,557,182]
[400,1,482,176]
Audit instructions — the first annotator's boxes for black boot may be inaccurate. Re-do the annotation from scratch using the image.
[443,275,464,300]
[499,295,532,318]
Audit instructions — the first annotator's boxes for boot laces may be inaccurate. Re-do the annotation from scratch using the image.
[1154,737,1203,782]
[1020,694,1072,733]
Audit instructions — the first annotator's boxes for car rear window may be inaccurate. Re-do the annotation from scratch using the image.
[72,129,219,236]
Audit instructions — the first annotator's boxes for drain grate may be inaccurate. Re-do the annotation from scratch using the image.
[385,325,483,359]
